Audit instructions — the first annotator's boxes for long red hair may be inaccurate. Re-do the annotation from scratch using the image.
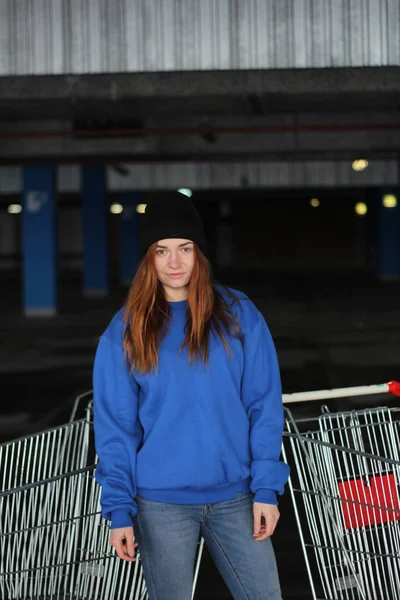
[123,243,241,374]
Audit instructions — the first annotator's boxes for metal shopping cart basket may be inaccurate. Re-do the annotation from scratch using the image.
[0,391,203,600]
[282,381,400,600]
[2,383,400,600]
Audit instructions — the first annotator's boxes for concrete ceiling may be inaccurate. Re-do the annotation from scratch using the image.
[0,91,400,122]
[0,67,399,167]
[0,67,399,122]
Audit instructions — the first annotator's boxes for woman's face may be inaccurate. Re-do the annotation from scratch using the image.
[154,238,195,300]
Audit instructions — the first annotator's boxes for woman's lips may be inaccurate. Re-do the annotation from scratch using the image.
[167,273,184,278]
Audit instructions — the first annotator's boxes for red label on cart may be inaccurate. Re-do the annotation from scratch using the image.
[338,473,400,530]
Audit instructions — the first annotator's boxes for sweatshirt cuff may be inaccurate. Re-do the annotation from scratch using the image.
[110,509,135,529]
[253,489,278,505]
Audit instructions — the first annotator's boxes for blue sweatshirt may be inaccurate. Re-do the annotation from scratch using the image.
[93,289,290,529]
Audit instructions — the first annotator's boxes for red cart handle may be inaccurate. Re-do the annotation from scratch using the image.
[388,381,400,397]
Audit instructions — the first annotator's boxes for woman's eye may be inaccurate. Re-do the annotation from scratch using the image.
[156,250,165,255]
[182,247,192,253]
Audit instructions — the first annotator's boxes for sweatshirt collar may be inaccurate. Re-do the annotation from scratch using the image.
[168,299,187,315]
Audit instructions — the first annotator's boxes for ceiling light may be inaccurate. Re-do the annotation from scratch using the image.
[352,159,369,172]
[310,198,320,207]
[355,202,368,216]
[110,203,123,215]
[382,194,397,208]
[136,204,147,214]
[7,204,22,214]
[177,188,192,198]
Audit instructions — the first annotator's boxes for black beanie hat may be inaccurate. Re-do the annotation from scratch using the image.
[140,194,208,256]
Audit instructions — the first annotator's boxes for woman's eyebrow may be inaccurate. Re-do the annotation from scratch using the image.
[156,241,193,249]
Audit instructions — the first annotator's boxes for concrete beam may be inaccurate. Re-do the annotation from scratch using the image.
[0,152,398,166]
[1,68,400,101]
[1,160,398,193]
[0,112,399,163]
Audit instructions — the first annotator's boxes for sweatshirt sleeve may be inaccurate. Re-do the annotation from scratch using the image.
[93,334,143,529]
[241,313,290,505]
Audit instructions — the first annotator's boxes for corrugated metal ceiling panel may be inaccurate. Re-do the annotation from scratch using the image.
[0,0,398,76]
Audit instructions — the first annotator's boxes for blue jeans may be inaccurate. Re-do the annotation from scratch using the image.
[133,491,282,600]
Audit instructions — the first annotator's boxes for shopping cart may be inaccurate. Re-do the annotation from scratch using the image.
[0,391,204,600]
[282,381,400,600]
[2,383,400,600]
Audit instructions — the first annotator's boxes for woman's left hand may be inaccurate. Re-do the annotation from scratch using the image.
[253,502,280,541]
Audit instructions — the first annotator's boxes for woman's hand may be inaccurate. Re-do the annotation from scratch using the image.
[253,503,280,541]
[109,526,138,561]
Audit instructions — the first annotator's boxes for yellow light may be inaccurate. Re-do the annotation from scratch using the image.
[7,204,22,214]
[110,203,123,215]
[355,202,368,216]
[382,194,397,208]
[352,159,369,172]
[136,204,147,214]
[310,198,320,207]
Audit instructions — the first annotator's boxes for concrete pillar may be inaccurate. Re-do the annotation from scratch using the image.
[216,199,233,268]
[82,166,108,295]
[22,166,57,316]
[0,212,18,269]
[365,191,379,274]
[372,188,400,280]
[120,192,141,285]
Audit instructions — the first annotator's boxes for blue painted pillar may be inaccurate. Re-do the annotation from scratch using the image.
[22,166,57,316]
[120,192,141,285]
[374,188,400,280]
[82,166,108,295]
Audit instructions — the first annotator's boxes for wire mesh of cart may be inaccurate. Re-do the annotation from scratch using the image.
[3,383,400,600]
[0,391,92,492]
[0,391,204,600]
[282,381,400,600]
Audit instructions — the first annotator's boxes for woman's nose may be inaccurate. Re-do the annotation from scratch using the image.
[168,252,181,268]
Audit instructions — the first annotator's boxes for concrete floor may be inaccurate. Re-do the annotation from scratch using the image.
[1,268,400,598]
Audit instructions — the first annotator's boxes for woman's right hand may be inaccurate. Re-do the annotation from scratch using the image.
[109,526,138,561]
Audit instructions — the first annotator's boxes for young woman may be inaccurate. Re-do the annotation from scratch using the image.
[93,194,290,600]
